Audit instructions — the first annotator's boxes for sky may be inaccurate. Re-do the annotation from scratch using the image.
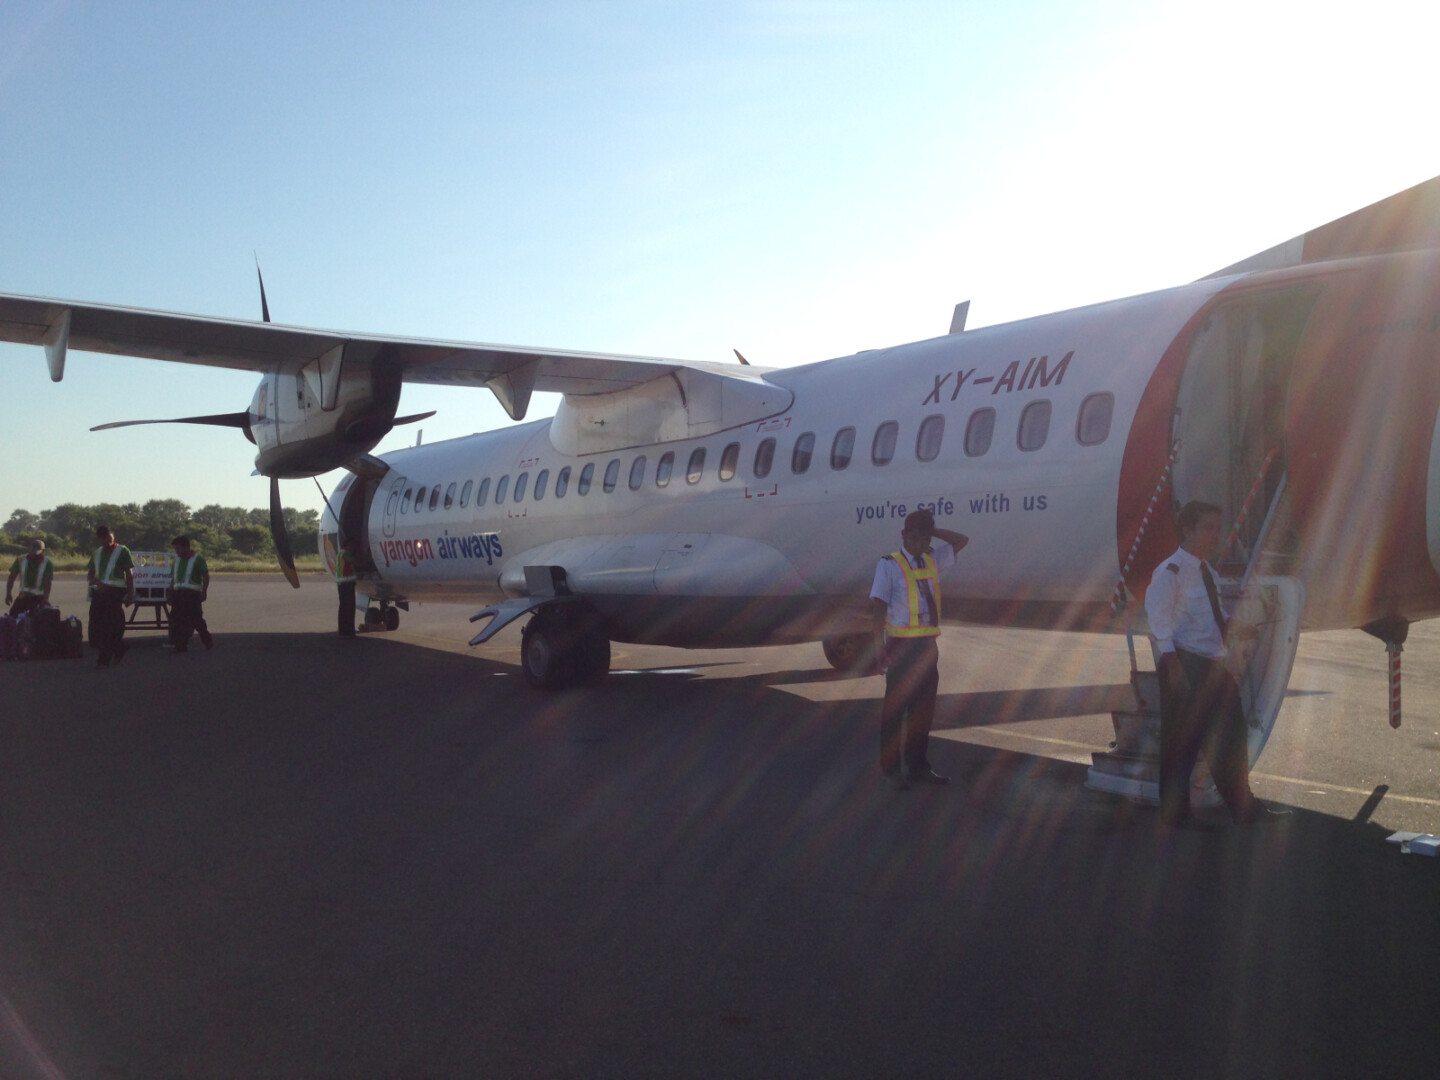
[3,0,1439,526]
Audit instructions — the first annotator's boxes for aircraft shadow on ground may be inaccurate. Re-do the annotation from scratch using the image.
[3,631,1436,1078]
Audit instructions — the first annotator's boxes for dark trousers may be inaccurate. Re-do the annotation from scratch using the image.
[337,581,356,636]
[170,590,211,650]
[1158,649,1256,823]
[880,637,940,775]
[9,594,45,619]
[90,585,128,666]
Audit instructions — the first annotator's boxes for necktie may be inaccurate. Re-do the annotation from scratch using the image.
[915,556,938,626]
[1200,561,1227,636]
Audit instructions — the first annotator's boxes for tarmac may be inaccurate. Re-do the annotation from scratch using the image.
[0,575,1436,1078]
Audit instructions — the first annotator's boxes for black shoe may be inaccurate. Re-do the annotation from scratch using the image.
[202,637,213,650]
[909,768,951,786]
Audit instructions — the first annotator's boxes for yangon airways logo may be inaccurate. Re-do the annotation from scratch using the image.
[377,532,503,568]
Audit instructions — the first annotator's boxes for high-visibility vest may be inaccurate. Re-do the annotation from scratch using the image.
[173,553,206,590]
[884,550,942,638]
[16,556,52,595]
[93,545,130,587]
[334,547,356,584]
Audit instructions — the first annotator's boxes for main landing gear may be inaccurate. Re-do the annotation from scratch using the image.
[521,605,610,690]
[363,603,402,632]
[822,632,880,676]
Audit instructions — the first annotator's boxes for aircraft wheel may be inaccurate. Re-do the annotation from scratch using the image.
[521,611,572,690]
[363,607,384,631]
[822,632,879,675]
[382,606,400,632]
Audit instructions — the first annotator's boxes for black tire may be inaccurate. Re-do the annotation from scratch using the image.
[363,607,383,630]
[577,627,610,685]
[521,611,573,690]
[382,606,400,631]
[822,632,879,675]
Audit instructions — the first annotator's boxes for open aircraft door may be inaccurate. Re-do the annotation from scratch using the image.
[1091,284,1317,802]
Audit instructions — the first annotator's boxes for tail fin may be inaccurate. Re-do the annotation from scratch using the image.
[1205,174,1440,279]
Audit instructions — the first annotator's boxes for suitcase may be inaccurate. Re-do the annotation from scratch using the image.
[0,614,16,661]
[15,612,33,660]
[61,615,84,660]
[31,605,63,660]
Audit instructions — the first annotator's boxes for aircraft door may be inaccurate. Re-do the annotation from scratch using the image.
[1170,285,1318,574]
[381,474,407,538]
[339,473,379,574]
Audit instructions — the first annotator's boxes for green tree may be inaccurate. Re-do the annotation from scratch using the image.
[4,509,39,537]
[226,524,271,556]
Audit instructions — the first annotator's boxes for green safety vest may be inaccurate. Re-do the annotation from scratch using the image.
[92,544,132,588]
[14,556,53,595]
[172,553,207,591]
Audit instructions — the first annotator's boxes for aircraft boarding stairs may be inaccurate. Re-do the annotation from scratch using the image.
[1086,480,1304,807]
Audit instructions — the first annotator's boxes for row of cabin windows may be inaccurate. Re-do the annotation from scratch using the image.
[390,392,1115,516]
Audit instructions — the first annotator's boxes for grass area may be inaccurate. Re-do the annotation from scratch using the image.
[43,554,327,574]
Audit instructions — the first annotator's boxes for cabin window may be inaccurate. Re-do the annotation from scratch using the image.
[578,463,595,495]
[555,466,571,498]
[656,451,674,488]
[475,478,490,507]
[686,447,706,484]
[719,442,740,481]
[459,480,472,508]
[1077,392,1114,446]
[1018,400,1052,452]
[603,459,621,493]
[753,438,776,479]
[534,469,549,500]
[385,490,399,517]
[629,456,647,490]
[429,487,441,510]
[965,409,995,457]
[513,472,529,502]
[414,486,427,512]
[872,421,899,466]
[401,488,413,513]
[443,482,457,509]
[495,475,510,504]
[831,427,855,470]
[791,432,815,474]
[916,414,945,462]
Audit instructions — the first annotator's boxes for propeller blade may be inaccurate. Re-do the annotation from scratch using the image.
[392,410,437,426]
[255,254,271,323]
[270,477,300,589]
[90,412,251,432]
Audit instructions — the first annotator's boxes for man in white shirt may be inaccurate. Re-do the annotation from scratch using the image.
[1145,500,1263,828]
[869,509,968,790]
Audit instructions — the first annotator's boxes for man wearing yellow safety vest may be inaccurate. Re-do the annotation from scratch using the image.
[869,508,969,790]
[87,524,135,669]
[334,539,358,637]
[168,534,213,653]
[6,539,54,618]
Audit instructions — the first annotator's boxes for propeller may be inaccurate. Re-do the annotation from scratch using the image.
[90,412,251,431]
[270,476,300,589]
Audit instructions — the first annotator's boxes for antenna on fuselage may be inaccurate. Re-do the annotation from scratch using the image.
[733,349,751,366]
[949,301,970,334]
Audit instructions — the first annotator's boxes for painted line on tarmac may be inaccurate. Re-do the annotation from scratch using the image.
[943,728,1440,809]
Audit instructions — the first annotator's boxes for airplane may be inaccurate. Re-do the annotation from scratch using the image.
[4,174,1440,804]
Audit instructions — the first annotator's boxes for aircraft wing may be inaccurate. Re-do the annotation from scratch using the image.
[0,292,746,419]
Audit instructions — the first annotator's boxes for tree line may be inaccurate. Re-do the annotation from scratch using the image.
[2,501,321,560]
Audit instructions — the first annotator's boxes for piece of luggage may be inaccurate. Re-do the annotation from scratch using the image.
[31,605,63,660]
[0,614,16,661]
[15,612,33,660]
[61,615,84,660]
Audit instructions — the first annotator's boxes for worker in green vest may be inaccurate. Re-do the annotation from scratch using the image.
[335,539,358,637]
[6,538,54,618]
[87,524,135,669]
[168,534,213,653]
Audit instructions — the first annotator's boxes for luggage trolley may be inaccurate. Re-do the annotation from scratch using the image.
[126,551,174,630]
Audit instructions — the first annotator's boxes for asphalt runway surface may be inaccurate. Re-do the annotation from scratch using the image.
[1,575,1437,1078]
